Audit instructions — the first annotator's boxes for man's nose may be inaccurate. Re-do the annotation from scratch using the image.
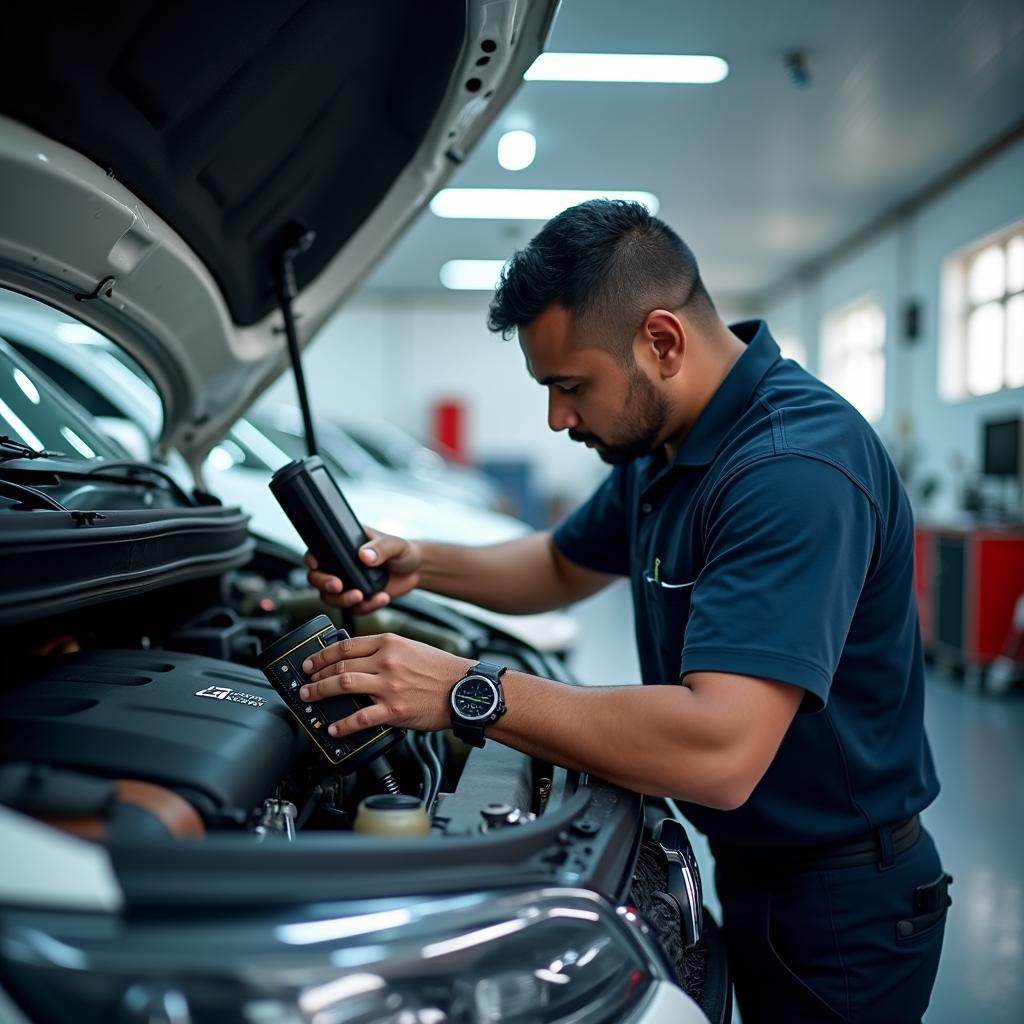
[547,392,579,433]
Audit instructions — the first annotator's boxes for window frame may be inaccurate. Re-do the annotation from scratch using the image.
[940,218,1024,402]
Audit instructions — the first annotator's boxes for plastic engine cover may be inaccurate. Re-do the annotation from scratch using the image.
[0,650,303,821]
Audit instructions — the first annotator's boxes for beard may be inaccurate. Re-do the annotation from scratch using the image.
[568,366,670,465]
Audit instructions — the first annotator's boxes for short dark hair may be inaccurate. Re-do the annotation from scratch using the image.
[487,199,714,357]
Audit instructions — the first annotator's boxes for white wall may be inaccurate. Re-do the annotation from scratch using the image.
[759,134,1024,520]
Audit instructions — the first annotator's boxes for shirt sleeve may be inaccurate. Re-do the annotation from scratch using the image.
[680,454,878,710]
[552,467,631,576]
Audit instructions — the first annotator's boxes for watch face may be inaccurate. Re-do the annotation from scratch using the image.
[452,675,498,721]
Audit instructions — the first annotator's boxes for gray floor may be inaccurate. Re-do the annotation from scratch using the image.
[568,582,1024,1023]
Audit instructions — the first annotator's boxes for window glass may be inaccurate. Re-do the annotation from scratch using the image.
[0,287,163,442]
[1006,235,1024,294]
[0,340,120,460]
[965,303,1005,396]
[968,245,1005,305]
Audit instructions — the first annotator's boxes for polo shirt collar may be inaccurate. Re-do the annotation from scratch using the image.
[669,319,781,468]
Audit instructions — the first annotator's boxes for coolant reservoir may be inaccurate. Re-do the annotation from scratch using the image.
[353,794,430,837]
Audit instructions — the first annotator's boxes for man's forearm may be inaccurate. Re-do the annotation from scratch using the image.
[416,533,589,615]
[489,672,758,809]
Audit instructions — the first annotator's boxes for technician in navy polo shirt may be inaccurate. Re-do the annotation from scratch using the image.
[303,200,949,1023]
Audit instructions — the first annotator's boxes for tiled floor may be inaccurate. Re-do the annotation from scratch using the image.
[568,581,1024,1023]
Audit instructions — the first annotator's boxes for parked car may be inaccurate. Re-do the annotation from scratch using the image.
[0,3,728,1022]
[341,416,505,510]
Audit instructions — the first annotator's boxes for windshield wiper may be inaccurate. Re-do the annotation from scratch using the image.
[1,454,197,508]
[0,435,66,463]
[86,460,196,507]
[0,478,69,511]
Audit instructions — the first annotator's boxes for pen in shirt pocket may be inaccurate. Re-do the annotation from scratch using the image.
[644,557,695,589]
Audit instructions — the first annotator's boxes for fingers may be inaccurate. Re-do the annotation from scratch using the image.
[328,700,390,738]
[306,566,391,612]
[302,634,382,675]
[305,652,376,686]
[360,533,408,567]
[352,591,391,615]
[307,569,341,592]
[301,670,383,703]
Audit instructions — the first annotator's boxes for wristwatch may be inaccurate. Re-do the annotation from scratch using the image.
[449,661,507,748]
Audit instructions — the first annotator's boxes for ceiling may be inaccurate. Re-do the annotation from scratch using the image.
[364,0,1024,308]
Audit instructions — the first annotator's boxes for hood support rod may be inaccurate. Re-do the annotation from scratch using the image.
[275,224,319,458]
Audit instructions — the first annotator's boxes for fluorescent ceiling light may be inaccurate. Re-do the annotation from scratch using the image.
[440,260,508,291]
[431,189,659,220]
[497,130,536,171]
[525,52,728,84]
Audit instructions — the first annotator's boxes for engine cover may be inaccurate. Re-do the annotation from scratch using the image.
[1,649,304,821]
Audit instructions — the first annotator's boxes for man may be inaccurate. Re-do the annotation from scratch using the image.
[302,200,949,1022]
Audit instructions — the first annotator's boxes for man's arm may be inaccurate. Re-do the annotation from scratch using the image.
[417,531,616,613]
[491,670,802,808]
[300,633,803,809]
[309,530,617,616]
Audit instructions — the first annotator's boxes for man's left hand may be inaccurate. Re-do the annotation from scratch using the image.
[300,633,473,738]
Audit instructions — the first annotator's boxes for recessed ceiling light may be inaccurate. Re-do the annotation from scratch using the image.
[430,189,660,220]
[440,260,508,290]
[498,130,536,171]
[525,52,728,84]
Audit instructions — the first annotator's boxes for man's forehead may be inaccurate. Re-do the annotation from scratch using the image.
[519,303,591,379]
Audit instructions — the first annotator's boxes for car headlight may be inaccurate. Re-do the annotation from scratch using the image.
[1,888,668,1023]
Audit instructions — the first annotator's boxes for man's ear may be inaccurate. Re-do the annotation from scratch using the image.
[637,309,685,377]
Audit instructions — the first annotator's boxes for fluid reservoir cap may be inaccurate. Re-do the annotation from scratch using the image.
[354,794,430,837]
[364,794,422,812]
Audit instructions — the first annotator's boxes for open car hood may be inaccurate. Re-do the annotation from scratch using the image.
[0,1,557,468]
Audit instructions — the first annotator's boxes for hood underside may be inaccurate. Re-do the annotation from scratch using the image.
[0,1,557,466]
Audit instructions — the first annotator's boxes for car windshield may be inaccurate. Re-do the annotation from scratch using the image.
[0,287,164,445]
[0,338,121,462]
[247,409,363,479]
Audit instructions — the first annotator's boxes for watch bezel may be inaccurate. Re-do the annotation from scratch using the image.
[450,674,500,721]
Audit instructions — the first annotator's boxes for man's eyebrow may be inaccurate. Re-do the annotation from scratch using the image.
[538,373,580,387]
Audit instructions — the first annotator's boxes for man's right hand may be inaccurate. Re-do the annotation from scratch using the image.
[305,529,422,615]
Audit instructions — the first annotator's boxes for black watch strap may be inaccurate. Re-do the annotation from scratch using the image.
[451,661,506,748]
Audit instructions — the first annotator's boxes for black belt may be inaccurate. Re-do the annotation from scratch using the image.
[712,815,921,874]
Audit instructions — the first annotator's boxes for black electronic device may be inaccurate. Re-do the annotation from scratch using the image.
[258,614,402,772]
[269,455,389,597]
[982,417,1021,478]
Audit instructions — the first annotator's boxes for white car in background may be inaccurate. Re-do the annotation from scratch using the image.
[341,416,505,511]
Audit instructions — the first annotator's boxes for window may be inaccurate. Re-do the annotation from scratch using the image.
[940,222,1024,400]
[821,297,886,423]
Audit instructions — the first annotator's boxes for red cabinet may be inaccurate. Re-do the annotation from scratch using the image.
[914,525,1024,677]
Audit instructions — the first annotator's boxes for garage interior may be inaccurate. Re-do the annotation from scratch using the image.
[273,2,1022,1020]
[1,1,1022,1022]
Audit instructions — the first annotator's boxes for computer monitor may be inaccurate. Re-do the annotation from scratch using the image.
[982,417,1021,477]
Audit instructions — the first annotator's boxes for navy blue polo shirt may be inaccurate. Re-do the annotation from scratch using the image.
[554,320,939,847]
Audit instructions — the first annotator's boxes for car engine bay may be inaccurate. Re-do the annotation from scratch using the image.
[0,548,564,845]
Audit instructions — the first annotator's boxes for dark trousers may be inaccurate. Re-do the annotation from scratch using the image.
[713,825,948,1023]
